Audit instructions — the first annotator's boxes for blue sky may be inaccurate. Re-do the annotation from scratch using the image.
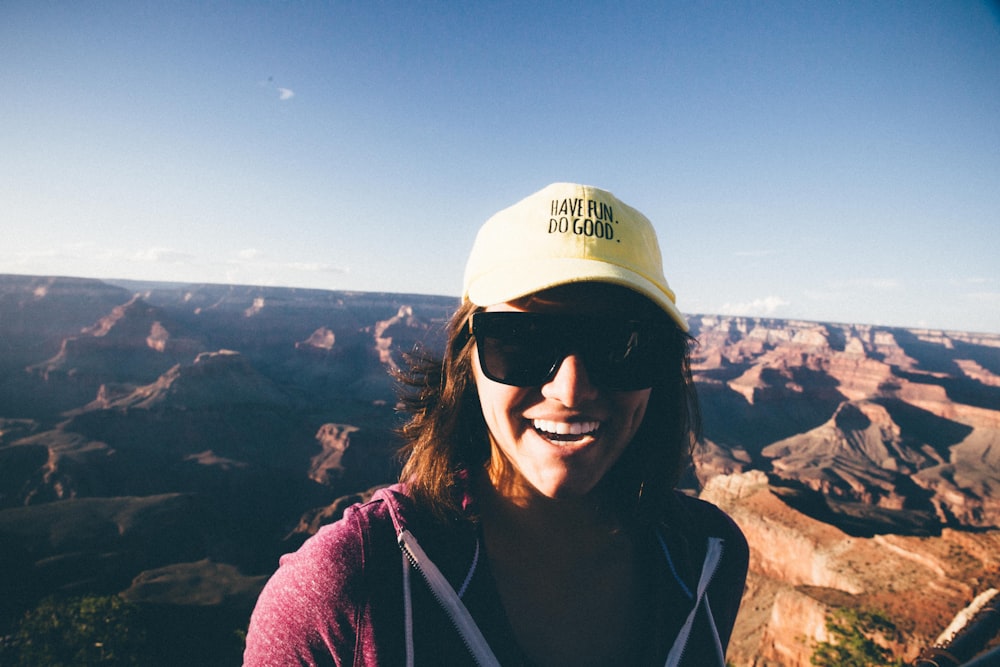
[2,1,999,333]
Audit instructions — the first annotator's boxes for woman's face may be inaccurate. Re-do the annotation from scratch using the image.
[472,284,654,501]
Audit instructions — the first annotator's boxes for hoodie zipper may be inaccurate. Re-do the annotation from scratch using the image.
[397,529,502,667]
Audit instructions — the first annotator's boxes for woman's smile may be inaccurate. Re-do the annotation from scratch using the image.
[530,418,601,441]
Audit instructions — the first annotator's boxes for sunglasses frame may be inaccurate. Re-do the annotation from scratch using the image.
[468,311,667,390]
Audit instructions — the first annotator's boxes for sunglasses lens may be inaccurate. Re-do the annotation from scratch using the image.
[472,313,664,389]
[588,323,659,390]
[475,314,560,386]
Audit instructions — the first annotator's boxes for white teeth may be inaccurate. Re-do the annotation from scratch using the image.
[532,419,600,437]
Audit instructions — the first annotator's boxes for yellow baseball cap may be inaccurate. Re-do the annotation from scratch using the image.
[463,182,687,331]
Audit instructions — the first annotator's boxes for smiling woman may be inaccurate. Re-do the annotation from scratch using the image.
[244,183,749,666]
[472,288,658,502]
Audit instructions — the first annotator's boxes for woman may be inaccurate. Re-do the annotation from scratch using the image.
[244,183,748,666]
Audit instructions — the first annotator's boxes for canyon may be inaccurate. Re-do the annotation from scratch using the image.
[0,274,998,665]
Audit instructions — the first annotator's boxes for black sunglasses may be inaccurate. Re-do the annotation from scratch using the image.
[469,311,668,390]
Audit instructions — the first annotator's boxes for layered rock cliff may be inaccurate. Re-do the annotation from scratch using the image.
[689,315,1000,531]
[1,275,998,664]
[703,471,1000,665]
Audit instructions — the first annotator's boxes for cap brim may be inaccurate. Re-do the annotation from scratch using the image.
[464,258,688,332]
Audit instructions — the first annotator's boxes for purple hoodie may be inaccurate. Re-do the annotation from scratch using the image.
[244,485,748,666]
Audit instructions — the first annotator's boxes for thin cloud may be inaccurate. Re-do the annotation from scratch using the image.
[226,250,348,275]
[7,246,65,263]
[949,276,995,287]
[964,291,1000,304]
[804,278,902,304]
[132,247,195,263]
[287,261,348,274]
[258,76,295,101]
[802,289,844,303]
[719,296,790,316]
[10,242,121,264]
[828,278,901,291]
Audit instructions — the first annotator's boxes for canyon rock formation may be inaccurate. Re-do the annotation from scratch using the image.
[689,315,1000,532]
[1,274,998,664]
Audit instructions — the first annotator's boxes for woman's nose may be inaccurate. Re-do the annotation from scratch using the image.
[541,353,599,406]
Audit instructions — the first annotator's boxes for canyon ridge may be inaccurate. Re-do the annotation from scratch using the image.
[1,274,998,665]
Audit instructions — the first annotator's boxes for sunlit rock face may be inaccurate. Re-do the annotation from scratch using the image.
[703,472,1000,666]
[689,315,1000,531]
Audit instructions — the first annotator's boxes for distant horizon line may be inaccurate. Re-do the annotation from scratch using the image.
[3,270,999,338]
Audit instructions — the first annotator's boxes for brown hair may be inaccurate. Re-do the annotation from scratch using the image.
[396,295,701,525]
